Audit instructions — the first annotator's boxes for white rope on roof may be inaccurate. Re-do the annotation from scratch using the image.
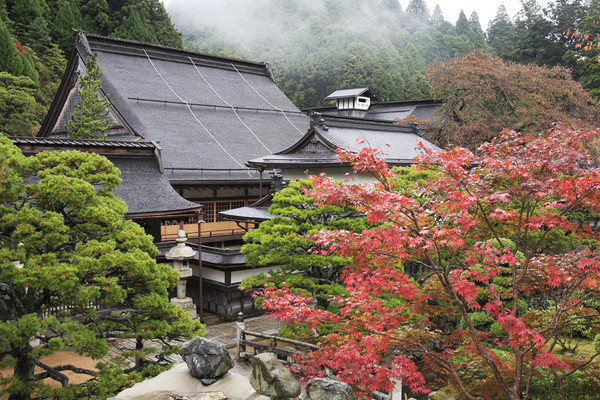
[189,57,272,154]
[230,63,305,136]
[142,49,251,175]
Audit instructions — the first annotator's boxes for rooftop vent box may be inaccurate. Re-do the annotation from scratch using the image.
[355,96,370,110]
[326,87,378,111]
[335,96,371,111]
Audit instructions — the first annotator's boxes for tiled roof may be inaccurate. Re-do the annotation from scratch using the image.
[39,31,311,183]
[305,99,443,122]
[9,137,200,217]
[325,87,378,100]
[248,115,440,168]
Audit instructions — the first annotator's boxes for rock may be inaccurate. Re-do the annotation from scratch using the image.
[180,337,234,383]
[428,390,458,400]
[116,362,269,400]
[304,378,354,400]
[189,391,230,400]
[249,353,301,398]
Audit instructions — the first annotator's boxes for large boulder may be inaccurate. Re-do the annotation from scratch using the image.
[180,337,234,385]
[115,361,269,400]
[249,353,301,398]
[304,378,354,400]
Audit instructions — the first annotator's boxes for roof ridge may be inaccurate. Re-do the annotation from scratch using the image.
[372,98,443,105]
[79,31,268,69]
[318,114,414,128]
[9,136,156,148]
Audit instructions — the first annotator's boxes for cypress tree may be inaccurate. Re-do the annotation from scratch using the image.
[50,0,81,55]
[0,18,22,74]
[0,18,38,86]
[487,5,515,59]
[406,0,429,21]
[10,0,49,37]
[431,5,445,25]
[65,57,114,139]
[115,8,158,44]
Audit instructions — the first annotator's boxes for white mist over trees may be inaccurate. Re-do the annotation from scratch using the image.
[166,0,488,107]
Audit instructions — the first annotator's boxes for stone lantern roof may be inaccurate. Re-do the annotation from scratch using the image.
[165,230,197,260]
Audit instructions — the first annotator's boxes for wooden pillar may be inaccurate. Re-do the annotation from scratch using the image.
[197,211,203,323]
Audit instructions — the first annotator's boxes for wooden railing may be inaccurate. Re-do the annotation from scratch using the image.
[161,221,250,241]
[40,298,106,318]
[237,329,319,363]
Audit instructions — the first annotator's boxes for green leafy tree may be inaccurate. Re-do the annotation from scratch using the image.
[542,0,587,68]
[0,72,45,136]
[509,0,555,65]
[563,0,600,99]
[115,8,158,44]
[431,4,445,25]
[65,57,114,139]
[405,0,429,21]
[140,0,182,47]
[400,43,429,98]
[9,0,49,38]
[49,0,82,55]
[34,43,67,108]
[0,137,204,400]
[241,179,371,308]
[80,0,111,35]
[487,5,515,58]
[0,19,39,86]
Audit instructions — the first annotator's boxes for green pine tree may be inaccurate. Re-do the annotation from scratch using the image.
[49,0,81,55]
[65,57,114,139]
[115,8,158,44]
[0,72,45,136]
[487,5,515,59]
[0,137,204,399]
[0,18,38,86]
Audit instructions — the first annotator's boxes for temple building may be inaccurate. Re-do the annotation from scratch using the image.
[38,30,310,245]
[24,33,440,320]
[247,113,440,182]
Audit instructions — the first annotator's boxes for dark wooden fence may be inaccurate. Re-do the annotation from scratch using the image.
[237,329,318,363]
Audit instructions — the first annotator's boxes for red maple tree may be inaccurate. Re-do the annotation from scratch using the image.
[257,128,600,399]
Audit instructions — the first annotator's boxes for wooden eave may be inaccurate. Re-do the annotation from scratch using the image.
[124,207,202,220]
[38,47,80,137]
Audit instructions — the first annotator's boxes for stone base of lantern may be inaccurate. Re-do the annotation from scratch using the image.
[171,297,197,319]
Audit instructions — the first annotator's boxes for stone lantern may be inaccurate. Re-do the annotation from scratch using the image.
[165,229,197,319]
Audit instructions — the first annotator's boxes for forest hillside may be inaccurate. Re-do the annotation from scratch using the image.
[168,0,600,107]
[1,0,599,135]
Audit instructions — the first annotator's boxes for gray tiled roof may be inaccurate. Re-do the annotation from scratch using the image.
[111,157,200,216]
[9,137,200,217]
[40,32,310,183]
[325,87,378,100]
[219,206,273,221]
[248,115,440,168]
[306,99,443,122]
[201,247,246,265]
[316,119,439,161]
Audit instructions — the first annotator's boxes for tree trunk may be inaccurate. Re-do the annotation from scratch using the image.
[8,343,35,400]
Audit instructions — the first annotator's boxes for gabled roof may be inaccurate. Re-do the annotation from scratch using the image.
[306,98,443,122]
[10,137,201,218]
[325,87,380,100]
[247,114,440,169]
[39,31,310,184]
